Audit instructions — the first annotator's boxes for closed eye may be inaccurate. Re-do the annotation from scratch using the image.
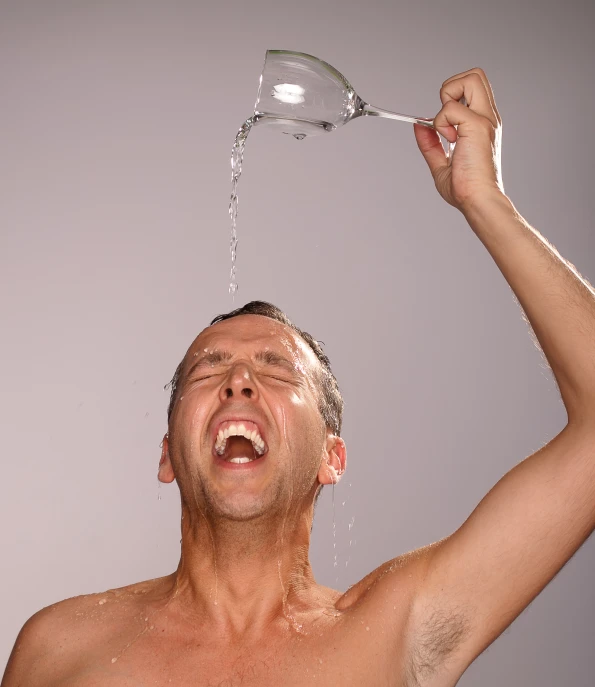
[192,373,224,382]
[262,372,297,384]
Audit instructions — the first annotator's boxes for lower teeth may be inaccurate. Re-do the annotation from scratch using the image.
[228,457,254,464]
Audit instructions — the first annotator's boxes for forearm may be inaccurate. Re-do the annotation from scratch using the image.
[463,192,595,426]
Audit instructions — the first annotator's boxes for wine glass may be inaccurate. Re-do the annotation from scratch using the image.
[253,50,464,160]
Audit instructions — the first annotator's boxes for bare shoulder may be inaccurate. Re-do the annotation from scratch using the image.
[336,543,435,615]
[1,577,170,687]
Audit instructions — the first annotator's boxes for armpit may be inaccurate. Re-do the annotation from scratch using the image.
[405,605,472,686]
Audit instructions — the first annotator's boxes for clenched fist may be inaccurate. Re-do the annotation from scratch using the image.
[414,68,505,214]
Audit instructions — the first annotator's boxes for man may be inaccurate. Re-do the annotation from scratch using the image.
[3,68,594,686]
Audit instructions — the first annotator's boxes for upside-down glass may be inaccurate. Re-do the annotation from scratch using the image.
[253,50,463,159]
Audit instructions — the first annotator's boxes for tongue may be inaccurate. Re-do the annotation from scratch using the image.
[224,436,256,461]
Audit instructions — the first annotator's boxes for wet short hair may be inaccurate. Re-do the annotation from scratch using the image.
[165,301,344,436]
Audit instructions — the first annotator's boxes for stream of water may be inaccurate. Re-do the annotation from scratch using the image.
[228,115,256,297]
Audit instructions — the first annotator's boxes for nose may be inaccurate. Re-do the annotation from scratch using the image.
[219,363,258,401]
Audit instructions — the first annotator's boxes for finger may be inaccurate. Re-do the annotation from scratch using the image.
[442,68,500,119]
[413,123,449,179]
[440,70,502,127]
[432,100,494,141]
[442,67,502,123]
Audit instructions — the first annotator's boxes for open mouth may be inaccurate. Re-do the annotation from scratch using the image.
[213,421,268,465]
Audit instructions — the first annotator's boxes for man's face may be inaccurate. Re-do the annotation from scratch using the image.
[163,315,338,521]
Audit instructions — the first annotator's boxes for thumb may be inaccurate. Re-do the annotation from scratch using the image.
[413,123,449,180]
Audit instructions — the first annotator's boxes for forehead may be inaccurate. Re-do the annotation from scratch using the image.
[185,315,319,372]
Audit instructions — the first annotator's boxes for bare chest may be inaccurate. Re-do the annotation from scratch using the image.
[56,618,408,687]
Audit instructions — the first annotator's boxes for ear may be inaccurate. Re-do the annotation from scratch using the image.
[158,434,176,484]
[317,432,347,486]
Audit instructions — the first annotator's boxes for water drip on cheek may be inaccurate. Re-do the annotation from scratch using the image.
[189,404,202,456]
[281,406,290,453]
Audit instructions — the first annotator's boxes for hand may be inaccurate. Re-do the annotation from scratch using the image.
[413,68,505,214]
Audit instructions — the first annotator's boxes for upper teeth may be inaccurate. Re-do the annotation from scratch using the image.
[214,422,266,456]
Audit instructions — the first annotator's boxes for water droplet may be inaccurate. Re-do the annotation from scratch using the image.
[98,599,106,605]
[111,657,118,663]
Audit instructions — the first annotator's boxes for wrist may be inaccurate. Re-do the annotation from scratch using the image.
[461,189,517,225]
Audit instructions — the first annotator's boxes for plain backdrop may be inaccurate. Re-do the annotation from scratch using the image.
[1,0,594,683]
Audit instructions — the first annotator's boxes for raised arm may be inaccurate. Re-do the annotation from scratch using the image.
[405,70,595,684]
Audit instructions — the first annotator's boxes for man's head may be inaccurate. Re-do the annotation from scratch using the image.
[158,302,346,523]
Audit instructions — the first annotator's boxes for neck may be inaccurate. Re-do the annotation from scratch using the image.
[169,502,319,635]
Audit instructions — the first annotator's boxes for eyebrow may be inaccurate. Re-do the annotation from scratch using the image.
[185,349,297,379]
[254,349,296,372]
[186,350,233,378]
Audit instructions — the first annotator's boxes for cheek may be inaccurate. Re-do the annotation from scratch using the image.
[173,391,210,447]
[288,394,325,449]
[275,391,316,452]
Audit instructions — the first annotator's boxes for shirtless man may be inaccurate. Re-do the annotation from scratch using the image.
[3,68,595,687]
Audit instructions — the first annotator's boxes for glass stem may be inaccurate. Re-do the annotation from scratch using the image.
[361,101,435,129]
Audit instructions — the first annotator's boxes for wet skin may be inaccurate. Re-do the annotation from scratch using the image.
[2,315,435,687]
[20,568,423,687]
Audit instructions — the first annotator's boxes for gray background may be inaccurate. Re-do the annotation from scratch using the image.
[1,0,594,683]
